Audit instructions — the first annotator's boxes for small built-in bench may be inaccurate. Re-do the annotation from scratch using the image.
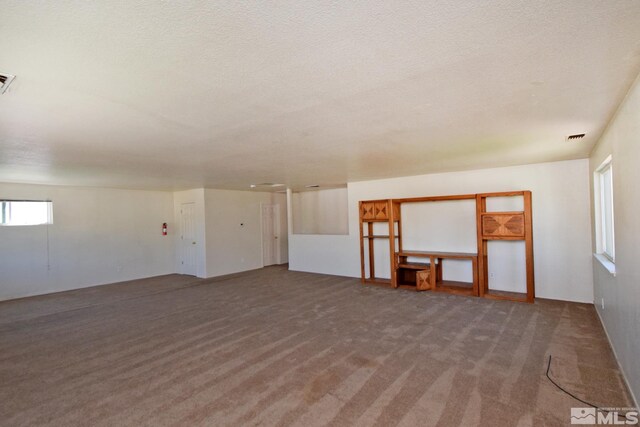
[395,250,478,295]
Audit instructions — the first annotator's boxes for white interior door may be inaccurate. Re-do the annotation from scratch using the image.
[180,202,197,276]
[262,204,279,266]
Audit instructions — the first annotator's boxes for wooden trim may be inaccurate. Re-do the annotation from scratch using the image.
[483,289,529,303]
[524,191,535,303]
[471,256,479,296]
[395,202,403,253]
[362,278,393,288]
[359,204,365,284]
[362,198,394,203]
[388,199,398,288]
[479,211,525,216]
[429,255,437,289]
[475,190,528,198]
[368,222,375,280]
[397,262,430,270]
[397,250,477,259]
[392,194,476,203]
[476,195,487,297]
[482,235,526,241]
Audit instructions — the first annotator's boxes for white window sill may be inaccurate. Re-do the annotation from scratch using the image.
[594,253,616,277]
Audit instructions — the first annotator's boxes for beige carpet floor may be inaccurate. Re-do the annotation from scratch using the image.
[0,266,634,426]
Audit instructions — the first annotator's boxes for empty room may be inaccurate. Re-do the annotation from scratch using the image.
[1,1,639,426]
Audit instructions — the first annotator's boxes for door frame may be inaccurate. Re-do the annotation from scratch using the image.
[179,202,197,276]
[261,203,281,266]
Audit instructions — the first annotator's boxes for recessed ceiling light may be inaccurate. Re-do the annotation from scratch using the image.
[567,133,586,141]
[0,73,16,94]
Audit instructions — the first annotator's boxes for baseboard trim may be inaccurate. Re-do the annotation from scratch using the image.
[595,307,638,409]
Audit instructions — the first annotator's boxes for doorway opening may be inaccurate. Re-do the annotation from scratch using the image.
[261,204,280,266]
[180,202,197,276]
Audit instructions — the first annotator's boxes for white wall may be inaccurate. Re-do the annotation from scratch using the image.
[292,188,349,235]
[173,189,207,278]
[0,185,290,301]
[589,73,640,404]
[274,192,289,264]
[204,189,288,278]
[290,159,594,303]
[0,183,175,301]
[289,234,354,277]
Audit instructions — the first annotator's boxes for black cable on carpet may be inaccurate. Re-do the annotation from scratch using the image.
[546,354,634,423]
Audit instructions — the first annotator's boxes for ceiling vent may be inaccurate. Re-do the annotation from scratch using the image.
[567,133,586,141]
[0,73,15,94]
[250,183,284,188]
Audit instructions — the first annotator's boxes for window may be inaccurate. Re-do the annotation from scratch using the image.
[594,156,615,262]
[0,200,53,226]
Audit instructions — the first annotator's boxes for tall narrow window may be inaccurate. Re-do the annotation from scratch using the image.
[0,200,53,226]
[595,156,615,262]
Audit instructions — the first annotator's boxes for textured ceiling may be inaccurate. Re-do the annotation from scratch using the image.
[1,1,640,191]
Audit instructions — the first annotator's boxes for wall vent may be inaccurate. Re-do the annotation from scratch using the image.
[567,133,586,141]
[0,73,15,94]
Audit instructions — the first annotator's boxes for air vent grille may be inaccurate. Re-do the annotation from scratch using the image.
[0,73,15,94]
[567,133,586,141]
[250,183,284,188]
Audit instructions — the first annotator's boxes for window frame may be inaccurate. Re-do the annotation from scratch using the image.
[0,199,53,226]
[594,155,615,264]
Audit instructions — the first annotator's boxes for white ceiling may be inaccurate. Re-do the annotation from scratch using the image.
[1,1,640,191]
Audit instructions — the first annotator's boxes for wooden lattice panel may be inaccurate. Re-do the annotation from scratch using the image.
[416,269,432,291]
[360,202,375,220]
[482,213,525,239]
[374,202,389,220]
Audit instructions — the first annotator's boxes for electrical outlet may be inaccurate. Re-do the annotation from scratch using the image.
[601,298,605,310]
[489,272,495,279]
